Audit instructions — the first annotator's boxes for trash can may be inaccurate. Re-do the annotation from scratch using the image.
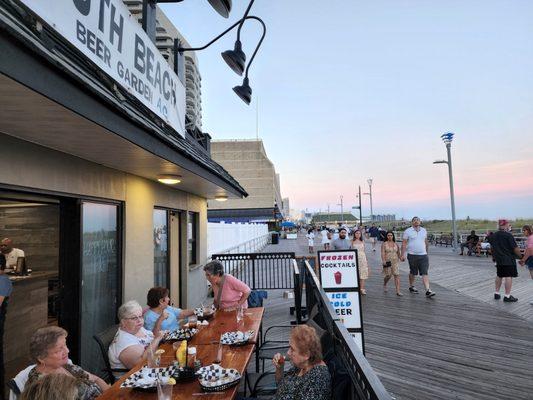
[271,232,279,244]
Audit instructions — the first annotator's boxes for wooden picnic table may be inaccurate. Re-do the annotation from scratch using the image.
[191,307,264,345]
[97,307,264,400]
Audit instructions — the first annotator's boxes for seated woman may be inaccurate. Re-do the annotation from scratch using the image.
[23,326,108,400]
[272,325,331,400]
[204,260,251,311]
[108,300,165,377]
[21,373,81,400]
[144,287,195,336]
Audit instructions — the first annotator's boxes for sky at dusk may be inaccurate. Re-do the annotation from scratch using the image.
[162,1,533,220]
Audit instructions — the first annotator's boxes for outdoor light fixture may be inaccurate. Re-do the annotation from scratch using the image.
[143,0,233,42]
[434,132,457,251]
[175,15,266,105]
[221,41,246,75]
[221,0,255,76]
[215,195,229,202]
[157,174,182,184]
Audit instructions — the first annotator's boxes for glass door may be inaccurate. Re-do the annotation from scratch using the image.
[80,201,120,373]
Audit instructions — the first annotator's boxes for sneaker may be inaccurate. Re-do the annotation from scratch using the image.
[425,290,436,298]
[503,295,518,303]
[396,292,403,297]
[409,286,419,293]
[494,293,501,300]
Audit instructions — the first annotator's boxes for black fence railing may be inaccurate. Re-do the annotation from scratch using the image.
[211,252,295,290]
[295,260,392,400]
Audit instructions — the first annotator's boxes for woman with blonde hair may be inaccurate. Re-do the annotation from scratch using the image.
[351,229,370,295]
[21,373,81,400]
[272,325,331,400]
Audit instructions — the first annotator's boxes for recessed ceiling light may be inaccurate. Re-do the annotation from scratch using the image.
[215,195,228,202]
[157,174,181,185]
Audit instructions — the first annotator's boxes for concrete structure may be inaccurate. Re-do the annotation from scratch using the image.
[208,139,284,225]
[281,197,290,220]
[0,0,246,382]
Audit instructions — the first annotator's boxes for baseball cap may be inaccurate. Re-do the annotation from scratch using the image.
[498,219,509,226]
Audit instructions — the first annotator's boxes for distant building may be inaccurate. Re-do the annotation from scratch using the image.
[207,140,284,227]
[124,1,204,132]
[311,212,358,226]
[373,214,396,222]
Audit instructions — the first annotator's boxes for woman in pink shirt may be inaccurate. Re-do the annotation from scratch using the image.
[204,260,251,311]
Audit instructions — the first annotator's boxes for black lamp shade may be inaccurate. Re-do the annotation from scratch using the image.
[233,77,252,105]
[221,40,246,76]
[207,0,232,18]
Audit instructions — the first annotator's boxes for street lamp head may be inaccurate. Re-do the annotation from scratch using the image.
[207,0,232,18]
[441,132,454,144]
[221,40,246,76]
[233,77,252,104]
[367,178,373,186]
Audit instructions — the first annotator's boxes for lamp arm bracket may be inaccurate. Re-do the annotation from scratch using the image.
[177,15,261,53]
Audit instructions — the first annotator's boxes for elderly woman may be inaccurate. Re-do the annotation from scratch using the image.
[272,325,331,400]
[144,287,195,336]
[23,326,108,400]
[204,260,250,311]
[108,300,165,376]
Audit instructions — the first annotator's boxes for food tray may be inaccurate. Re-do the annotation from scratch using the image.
[197,364,241,392]
[194,305,216,320]
[220,330,254,346]
[164,328,198,341]
[172,366,197,383]
[120,365,176,390]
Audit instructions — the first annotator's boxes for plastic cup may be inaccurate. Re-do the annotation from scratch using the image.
[157,383,173,400]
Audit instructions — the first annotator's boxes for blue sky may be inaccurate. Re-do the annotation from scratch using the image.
[162,1,533,220]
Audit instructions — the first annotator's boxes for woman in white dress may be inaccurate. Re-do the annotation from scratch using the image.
[351,230,370,295]
[306,229,316,253]
[320,227,331,250]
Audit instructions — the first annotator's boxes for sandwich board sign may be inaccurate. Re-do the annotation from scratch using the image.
[318,249,365,354]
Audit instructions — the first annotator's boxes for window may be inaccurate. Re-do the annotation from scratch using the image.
[153,209,169,287]
[188,211,198,265]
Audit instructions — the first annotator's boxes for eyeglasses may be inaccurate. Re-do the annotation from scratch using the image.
[125,315,143,321]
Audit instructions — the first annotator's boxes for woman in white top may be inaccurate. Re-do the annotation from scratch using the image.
[306,229,316,253]
[320,228,331,250]
[108,300,165,377]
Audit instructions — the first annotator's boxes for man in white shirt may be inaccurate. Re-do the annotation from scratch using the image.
[401,217,435,297]
[0,238,25,272]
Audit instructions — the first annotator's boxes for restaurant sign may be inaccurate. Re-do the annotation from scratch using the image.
[318,250,365,354]
[19,0,186,136]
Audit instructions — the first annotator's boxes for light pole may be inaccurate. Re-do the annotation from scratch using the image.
[433,132,457,251]
[354,185,363,226]
[338,196,344,225]
[363,178,373,221]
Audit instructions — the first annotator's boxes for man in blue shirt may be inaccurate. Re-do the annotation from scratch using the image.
[0,259,13,399]
[368,224,379,252]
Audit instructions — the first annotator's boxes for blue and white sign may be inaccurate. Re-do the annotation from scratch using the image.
[19,0,186,136]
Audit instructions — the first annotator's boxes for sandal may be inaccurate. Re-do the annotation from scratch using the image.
[360,289,367,295]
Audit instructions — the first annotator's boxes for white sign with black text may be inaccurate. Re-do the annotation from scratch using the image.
[19,0,186,136]
[327,291,361,329]
[319,250,359,289]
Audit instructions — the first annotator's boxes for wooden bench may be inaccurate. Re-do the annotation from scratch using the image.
[435,235,453,247]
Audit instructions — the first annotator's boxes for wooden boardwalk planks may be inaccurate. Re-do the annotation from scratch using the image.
[256,234,533,400]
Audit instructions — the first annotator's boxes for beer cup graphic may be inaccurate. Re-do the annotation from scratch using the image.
[334,271,342,285]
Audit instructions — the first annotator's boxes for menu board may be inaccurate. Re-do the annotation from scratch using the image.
[318,249,365,354]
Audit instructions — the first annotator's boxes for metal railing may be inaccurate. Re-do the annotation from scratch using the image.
[211,252,295,290]
[209,233,270,257]
[294,260,392,400]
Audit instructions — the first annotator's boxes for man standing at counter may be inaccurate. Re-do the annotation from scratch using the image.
[0,238,24,272]
[0,259,13,400]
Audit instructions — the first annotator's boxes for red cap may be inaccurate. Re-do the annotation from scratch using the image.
[498,219,509,226]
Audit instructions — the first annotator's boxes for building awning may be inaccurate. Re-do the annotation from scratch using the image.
[0,1,247,199]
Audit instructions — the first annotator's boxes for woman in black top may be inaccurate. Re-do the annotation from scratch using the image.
[272,325,331,400]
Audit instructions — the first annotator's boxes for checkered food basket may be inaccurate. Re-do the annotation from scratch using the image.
[197,364,241,392]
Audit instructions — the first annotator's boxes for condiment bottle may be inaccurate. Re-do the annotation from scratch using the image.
[187,346,197,369]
